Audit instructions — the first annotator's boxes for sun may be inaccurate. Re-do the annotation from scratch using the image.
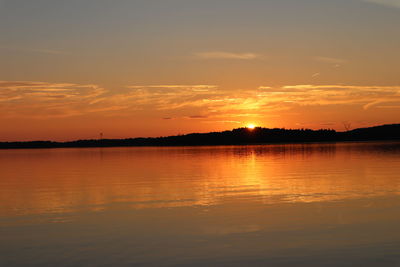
[246,124,256,130]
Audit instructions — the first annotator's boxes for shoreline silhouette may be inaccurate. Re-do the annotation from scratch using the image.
[1,124,399,149]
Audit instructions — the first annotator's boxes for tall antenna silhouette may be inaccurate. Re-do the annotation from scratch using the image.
[342,122,352,132]
[99,132,103,140]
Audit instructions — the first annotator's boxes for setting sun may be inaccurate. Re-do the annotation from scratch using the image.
[246,124,256,129]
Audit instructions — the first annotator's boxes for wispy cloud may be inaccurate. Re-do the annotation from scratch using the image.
[314,56,346,64]
[121,84,283,121]
[128,85,218,91]
[1,81,399,121]
[282,84,400,90]
[188,115,208,119]
[265,84,400,109]
[0,81,108,118]
[195,51,260,60]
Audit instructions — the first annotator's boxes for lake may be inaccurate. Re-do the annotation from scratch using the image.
[1,142,400,266]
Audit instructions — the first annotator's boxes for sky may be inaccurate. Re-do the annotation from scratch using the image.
[1,0,400,141]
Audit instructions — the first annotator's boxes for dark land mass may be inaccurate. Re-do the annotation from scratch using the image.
[1,124,400,149]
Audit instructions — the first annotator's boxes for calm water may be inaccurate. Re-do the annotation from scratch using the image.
[1,142,400,266]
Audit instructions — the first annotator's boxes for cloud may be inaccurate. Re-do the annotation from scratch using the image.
[128,85,218,91]
[261,84,400,109]
[1,81,399,122]
[120,84,400,121]
[202,120,242,124]
[123,85,221,110]
[195,51,260,60]
[0,83,223,119]
[188,115,208,119]
[314,56,347,64]
[281,84,400,90]
[0,81,108,118]
[121,84,281,121]
[361,0,400,8]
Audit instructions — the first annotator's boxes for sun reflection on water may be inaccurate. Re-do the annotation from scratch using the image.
[0,143,400,217]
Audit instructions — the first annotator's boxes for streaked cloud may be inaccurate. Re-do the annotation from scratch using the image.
[121,84,399,121]
[314,56,347,64]
[128,85,218,91]
[195,51,260,60]
[282,84,400,90]
[267,84,400,109]
[1,81,399,122]
[188,115,208,119]
[121,84,284,121]
[0,81,108,118]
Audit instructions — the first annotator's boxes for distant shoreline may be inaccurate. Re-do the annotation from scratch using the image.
[1,140,400,151]
[1,124,399,150]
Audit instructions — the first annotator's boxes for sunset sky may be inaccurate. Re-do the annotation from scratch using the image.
[1,0,400,141]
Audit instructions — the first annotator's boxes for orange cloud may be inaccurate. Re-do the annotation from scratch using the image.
[314,56,347,64]
[1,81,399,123]
[274,85,400,109]
[0,81,108,118]
[195,51,260,60]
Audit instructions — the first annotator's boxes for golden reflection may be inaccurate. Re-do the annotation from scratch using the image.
[0,143,400,217]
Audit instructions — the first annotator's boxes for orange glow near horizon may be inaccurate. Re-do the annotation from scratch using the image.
[0,81,399,141]
[246,124,256,130]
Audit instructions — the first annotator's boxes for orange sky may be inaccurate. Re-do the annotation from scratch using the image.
[0,0,399,141]
[1,81,399,141]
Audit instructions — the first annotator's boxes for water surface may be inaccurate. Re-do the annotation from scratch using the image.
[1,142,400,266]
